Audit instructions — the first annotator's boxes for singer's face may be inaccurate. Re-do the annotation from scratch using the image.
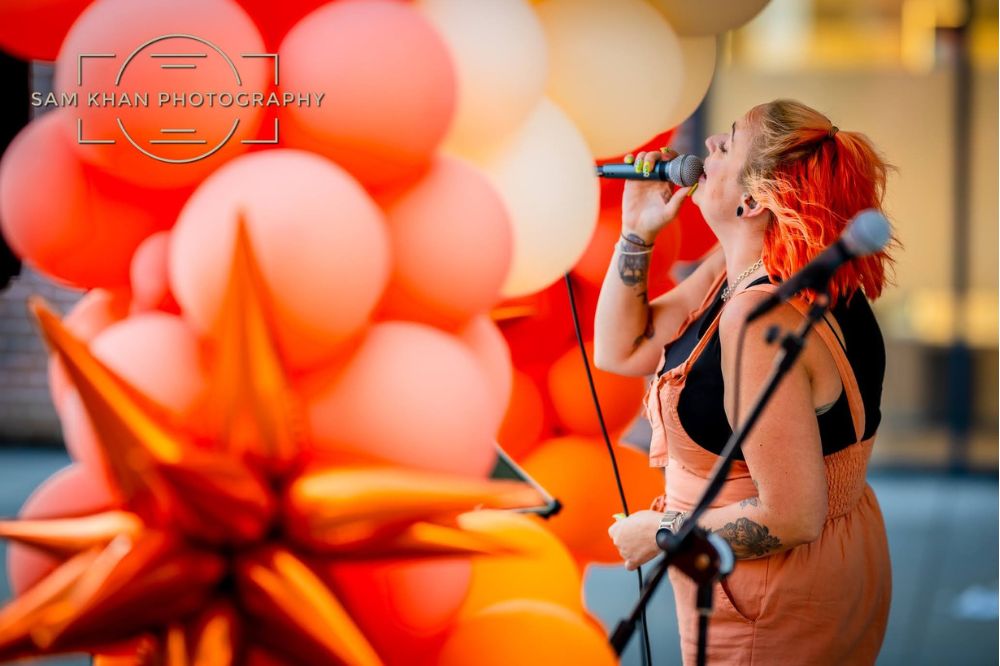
[691,117,752,224]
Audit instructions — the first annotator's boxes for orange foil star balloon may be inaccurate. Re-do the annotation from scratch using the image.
[0,219,544,665]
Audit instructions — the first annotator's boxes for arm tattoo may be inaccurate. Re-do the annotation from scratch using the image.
[617,235,651,287]
[710,517,781,558]
[738,496,759,508]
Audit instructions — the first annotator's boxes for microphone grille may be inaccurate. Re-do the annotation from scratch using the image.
[843,209,891,256]
[667,154,704,187]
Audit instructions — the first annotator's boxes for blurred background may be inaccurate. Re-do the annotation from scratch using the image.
[0,0,996,665]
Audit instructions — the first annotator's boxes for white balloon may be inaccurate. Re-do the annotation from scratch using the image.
[663,35,717,129]
[534,0,684,158]
[478,98,599,298]
[646,0,771,36]
[418,0,548,158]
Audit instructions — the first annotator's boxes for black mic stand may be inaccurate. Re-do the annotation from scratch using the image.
[610,289,833,665]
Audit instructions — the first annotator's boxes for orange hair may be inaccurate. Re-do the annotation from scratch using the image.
[742,99,898,306]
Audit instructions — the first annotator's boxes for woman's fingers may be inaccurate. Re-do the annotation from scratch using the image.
[663,185,692,216]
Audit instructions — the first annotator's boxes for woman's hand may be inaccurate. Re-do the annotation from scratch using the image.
[621,148,693,244]
[607,510,662,571]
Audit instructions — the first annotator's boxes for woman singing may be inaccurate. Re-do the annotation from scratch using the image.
[599,99,895,665]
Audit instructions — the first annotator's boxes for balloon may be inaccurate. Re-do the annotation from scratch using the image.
[0,110,189,288]
[0,0,92,61]
[547,342,645,436]
[130,231,180,314]
[90,313,207,418]
[53,0,269,187]
[234,0,331,49]
[47,288,131,413]
[534,0,682,158]
[571,208,621,287]
[418,0,548,158]
[456,315,513,436]
[456,511,582,617]
[306,321,497,477]
[436,599,617,666]
[278,0,456,189]
[596,128,676,210]
[323,557,471,665]
[479,99,599,297]
[647,0,771,36]
[496,370,546,461]
[170,149,391,372]
[521,436,665,562]
[496,279,575,368]
[676,197,719,261]
[7,464,120,597]
[663,36,718,129]
[375,157,513,328]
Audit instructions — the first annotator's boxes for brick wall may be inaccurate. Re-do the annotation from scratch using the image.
[0,269,81,443]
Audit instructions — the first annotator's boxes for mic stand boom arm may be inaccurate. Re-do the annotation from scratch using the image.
[610,290,833,665]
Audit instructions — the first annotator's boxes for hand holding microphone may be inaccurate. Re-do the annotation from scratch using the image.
[602,149,703,245]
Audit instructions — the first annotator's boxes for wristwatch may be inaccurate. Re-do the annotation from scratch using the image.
[656,510,685,541]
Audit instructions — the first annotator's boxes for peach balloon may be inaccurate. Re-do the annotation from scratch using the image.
[418,0,548,158]
[53,0,268,187]
[457,315,513,435]
[522,437,665,559]
[647,0,771,36]
[48,288,131,414]
[547,342,646,436]
[479,98,599,297]
[496,370,546,461]
[7,464,120,597]
[130,231,179,314]
[0,110,187,288]
[664,36,718,129]
[376,157,513,328]
[170,149,391,372]
[278,0,456,189]
[0,0,92,61]
[436,599,617,666]
[535,0,682,158]
[306,321,497,477]
[456,510,583,617]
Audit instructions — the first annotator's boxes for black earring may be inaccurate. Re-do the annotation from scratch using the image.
[736,205,744,217]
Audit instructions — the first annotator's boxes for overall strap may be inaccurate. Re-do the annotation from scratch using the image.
[739,284,865,443]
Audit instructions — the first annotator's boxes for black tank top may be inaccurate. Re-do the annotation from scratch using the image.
[657,276,884,460]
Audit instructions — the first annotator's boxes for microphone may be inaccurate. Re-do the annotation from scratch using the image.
[595,154,704,187]
[745,209,891,323]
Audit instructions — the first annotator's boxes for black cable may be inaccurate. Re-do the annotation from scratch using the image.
[562,272,653,666]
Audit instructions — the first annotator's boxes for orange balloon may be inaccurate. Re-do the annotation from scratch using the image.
[47,288,131,413]
[169,149,391,372]
[497,281,575,368]
[496,370,546,461]
[235,0,330,49]
[130,231,180,314]
[305,321,497,477]
[456,510,583,618]
[53,0,268,187]
[0,0,92,61]
[375,157,513,328]
[547,341,645,436]
[677,197,719,261]
[436,599,617,666]
[322,557,471,665]
[0,110,188,288]
[521,436,664,561]
[7,464,120,596]
[278,0,456,189]
[572,208,621,287]
[456,315,513,436]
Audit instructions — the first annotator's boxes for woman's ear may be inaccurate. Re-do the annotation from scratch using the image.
[742,195,768,220]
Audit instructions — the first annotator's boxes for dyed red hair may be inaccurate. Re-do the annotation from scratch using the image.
[742,99,897,306]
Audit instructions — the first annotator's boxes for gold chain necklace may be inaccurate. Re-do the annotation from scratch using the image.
[721,258,764,302]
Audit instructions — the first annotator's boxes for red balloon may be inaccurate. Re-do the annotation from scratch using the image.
[0,110,191,288]
[497,370,546,461]
[7,464,120,596]
[496,281,575,369]
[278,0,456,189]
[0,0,93,61]
[676,197,719,261]
[53,0,269,187]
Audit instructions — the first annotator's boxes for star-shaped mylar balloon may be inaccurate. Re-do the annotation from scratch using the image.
[0,220,543,665]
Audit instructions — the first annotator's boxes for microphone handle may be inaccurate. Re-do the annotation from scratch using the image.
[595,161,673,181]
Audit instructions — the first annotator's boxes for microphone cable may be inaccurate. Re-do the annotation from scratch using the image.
[562,272,654,666]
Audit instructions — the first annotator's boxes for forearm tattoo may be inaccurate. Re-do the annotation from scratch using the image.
[738,496,760,508]
[617,234,651,287]
[710,517,781,558]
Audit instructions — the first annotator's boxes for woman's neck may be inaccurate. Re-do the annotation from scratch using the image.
[719,233,766,288]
